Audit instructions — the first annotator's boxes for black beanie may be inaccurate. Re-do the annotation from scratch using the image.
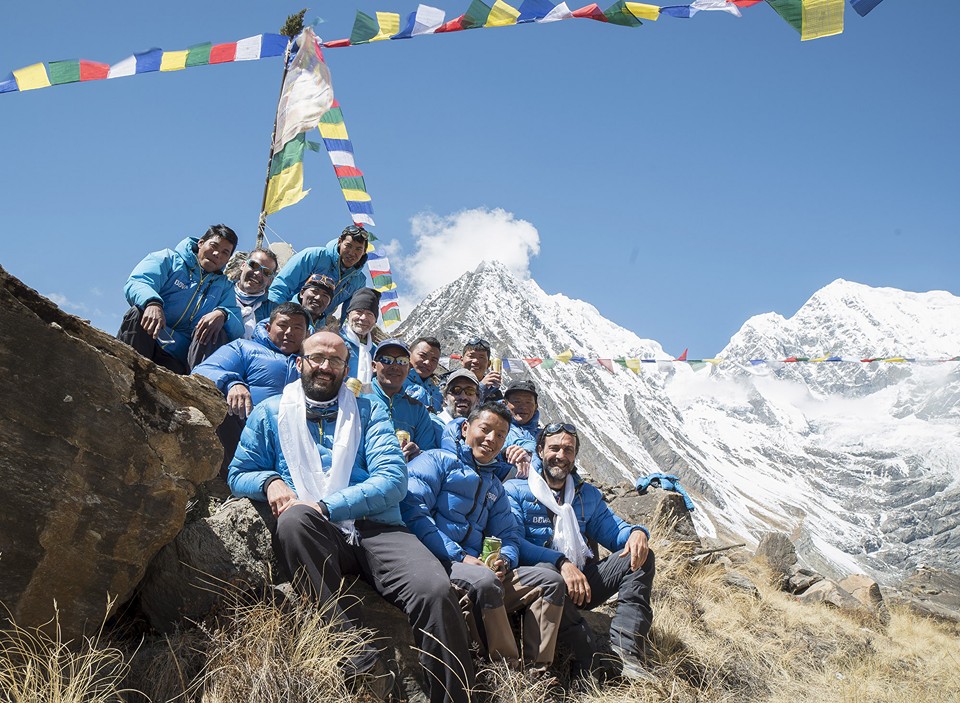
[346,287,381,316]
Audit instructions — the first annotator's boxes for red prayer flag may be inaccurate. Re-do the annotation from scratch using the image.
[209,42,237,64]
[335,165,364,178]
[676,348,688,361]
[729,0,764,6]
[572,3,608,21]
[79,60,109,81]
[524,358,543,368]
[436,16,466,32]
[598,359,615,373]
[323,38,352,48]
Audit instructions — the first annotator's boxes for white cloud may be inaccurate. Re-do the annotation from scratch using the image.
[396,207,541,306]
[46,292,89,313]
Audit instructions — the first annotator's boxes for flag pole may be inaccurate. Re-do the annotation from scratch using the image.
[256,10,306,250]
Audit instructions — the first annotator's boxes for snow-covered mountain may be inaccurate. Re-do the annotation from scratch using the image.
[397,263,960,584]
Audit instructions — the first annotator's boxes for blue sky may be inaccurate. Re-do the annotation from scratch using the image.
[2,1,957,357]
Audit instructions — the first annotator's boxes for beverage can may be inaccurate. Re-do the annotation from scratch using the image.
[480,536,502,569]
[345,378,362,397]
[490,356,503,374]
[395,430,411,445]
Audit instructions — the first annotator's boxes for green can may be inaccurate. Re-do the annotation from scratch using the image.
[480,536,502,568]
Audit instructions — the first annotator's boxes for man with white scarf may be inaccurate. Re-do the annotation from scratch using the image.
[504,422,655,684]
[339,286,381,388]
[227,331,474,703]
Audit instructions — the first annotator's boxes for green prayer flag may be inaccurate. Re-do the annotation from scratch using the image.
[372,273,393,287]
[461,0,494,29]
[540,358,557,370]
[186,42,212,67]
[604,1,643,27]
[766,0,802,33]
[306,140,322,152]
[319,107,344,124]
[48,60,80,85]
[269,134,306,177]
[338,176,367,191]
[350,11,380,45]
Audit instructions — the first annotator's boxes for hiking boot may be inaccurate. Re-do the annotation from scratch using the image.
[351,657,396,701]
[610,645,656,683]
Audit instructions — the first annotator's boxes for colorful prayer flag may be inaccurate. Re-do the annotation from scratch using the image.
[273,28,333,154]
[13,63,51,91]
[849,0,883,16]
[394,5,447,38]
[801,0,844,41]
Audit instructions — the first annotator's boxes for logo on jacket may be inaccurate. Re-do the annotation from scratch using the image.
[485,492,497,505]
[531,516,551,524]
[173,279,188,290]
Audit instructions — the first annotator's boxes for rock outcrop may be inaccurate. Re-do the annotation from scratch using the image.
[0,265,226,638]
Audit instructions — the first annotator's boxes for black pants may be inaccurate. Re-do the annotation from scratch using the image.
[117,305,227,374]
[555,549,655,667]
[216,414,245,479]
[276,505,475,703]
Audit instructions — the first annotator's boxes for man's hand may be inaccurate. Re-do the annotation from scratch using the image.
[504,445,530,466]
[140,304,166,339]
[620,529,649,571]
[480,371,502,389]
[193,309,227,345]
[490,557,508,582]
[226,384,254,419]
[401,440,421,462]
[266,478,298,518]
[462,554,486,568]
[560,560,592,606]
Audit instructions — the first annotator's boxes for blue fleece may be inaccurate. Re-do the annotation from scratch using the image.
[403,368,444,413]
[402,439,522,569]
[267,238,367,318]
[364,379,440,451]
[505,457,648,567]
[503,409,540,455]
[123,237,243,363]
[193,320,299,408]
[227,393,407,525]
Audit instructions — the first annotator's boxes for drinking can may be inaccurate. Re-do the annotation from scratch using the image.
[480,536,502,568]
[345,378,362,397]
[395,430,411,445]
[490,356,503,374]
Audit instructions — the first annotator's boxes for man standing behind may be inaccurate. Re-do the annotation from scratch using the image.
[404,337,444,413]
[297,273,336,332]
[505,423,655,683]
[433,369,481,428]
[500,380,541,479]
[402,403,565,674]
[232,248,279,339]
[460,337,503,403]
[364,338,439,462]
[193,302,309,475]
[268,225,369,318]
[228,331,473,703]
[339,287,381,386]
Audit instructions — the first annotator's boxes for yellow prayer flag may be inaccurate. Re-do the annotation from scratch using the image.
[318,121,349,140]
[486,0,521,27]
[625,2,660,21]
[883,357,907,363]
[625,358,641,374]
[342,188,372,202]
[801,0,843,41]
[13,63,51,91]
[376,282,398,292]
[704,358,722,365]
[555,349,574,364]
[810,355,830,362]
[265,163,309,215]
[372,12,401,41]
[160,50,189,71]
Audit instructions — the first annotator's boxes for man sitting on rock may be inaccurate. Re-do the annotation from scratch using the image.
[231,248,279,339]
[504,422,655,684]
[460,337,503,403]
[193,302,309,475]
[339,287,381,387]
[363,338,439,462]
[297,273,336,333]
[404,337,444,413]
[118,224,244,373]
[227,331,474,703]
[402,402,565,674]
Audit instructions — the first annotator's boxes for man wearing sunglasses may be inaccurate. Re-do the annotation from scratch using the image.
[363,338,439,462]
[434,369,482,428]
[268,224,370,320]
[505,423,655,684]
[460,337,504,403]
[297,273,336,332]
[231,248,279,339]
[228,330,474,703]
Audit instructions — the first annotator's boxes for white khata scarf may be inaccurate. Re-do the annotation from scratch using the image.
[277,379,361,540]
[528,467,593,569]
[343,325,373,385]
[235,286,264,340]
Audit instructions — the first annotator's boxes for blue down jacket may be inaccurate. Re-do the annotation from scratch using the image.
[401,436,522,568]
[440,418,511,481]
[268,238,367,317]
[192,320,299,408]
[227,394,407,525]
[504,457,648,567]
[124,237,243,363]
[403,368,444,413]
[504,409,540,455]
[364,379,439,450]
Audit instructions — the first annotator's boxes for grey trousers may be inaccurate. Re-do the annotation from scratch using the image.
[555,549,655,667]
[276,504,474,703]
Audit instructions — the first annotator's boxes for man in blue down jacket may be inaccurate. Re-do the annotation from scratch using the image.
[119,224,244,373]
[228,331,473,703]
[403,337,444,413]
[193,302,308,475]
[505,423,655,683]
[268,225,369,318]
[363,338,438,463]
[402,402,565,673]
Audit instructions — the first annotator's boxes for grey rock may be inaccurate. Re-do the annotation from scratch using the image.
[754,532,798,578]
[723,570,761,599]
[608,488,701,548]
[797,579,869,614]
[0,265,226,639]
[839,574,888,623]
[785,565,823,594]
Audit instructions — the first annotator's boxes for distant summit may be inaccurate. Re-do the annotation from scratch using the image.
[399,264,960,584]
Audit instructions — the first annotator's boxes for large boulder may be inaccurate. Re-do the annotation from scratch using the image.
[607,486,701,548]
[754,532,798,579]
[0,265,226,638]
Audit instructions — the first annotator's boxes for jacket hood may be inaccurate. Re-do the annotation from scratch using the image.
[175,236,228,274]
[445,421,510,476]
[252,319,283,353]
[514,409,540,435]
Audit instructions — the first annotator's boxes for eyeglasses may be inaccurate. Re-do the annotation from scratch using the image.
[464,336,491,352]
[542,422,578,438]
[341,224,369,242]
[446,385,478,397]
[301,354,347,371]
[246,259,276,277]
[374,354,410,367]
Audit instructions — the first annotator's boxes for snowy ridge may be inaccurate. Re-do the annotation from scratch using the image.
[398,263,960,584]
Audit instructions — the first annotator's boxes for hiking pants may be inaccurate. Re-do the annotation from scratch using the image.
[117,305,226,373]
[276,504,474,703]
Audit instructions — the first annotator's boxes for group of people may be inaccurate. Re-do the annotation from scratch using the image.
[118,224,656,702]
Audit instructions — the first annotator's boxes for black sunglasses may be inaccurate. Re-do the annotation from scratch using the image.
[542,422,578,437]
[341,224,369,242]
[464,336,491,352]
